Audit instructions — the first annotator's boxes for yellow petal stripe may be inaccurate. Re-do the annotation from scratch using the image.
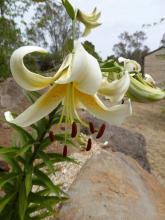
[9,84,67,127]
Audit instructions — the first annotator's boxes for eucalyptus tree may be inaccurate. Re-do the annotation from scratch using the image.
[113,31,149,70]
[26,1,76,53]
[0,0,29,79]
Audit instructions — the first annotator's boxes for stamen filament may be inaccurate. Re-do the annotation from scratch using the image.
[71,83,89,128]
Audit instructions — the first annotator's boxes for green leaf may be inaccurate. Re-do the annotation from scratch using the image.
[25,166,33,197]
[63,38,74,53]
[47,153,78,164]
[0,191,16,212]
[2,182,15,194]
[101,66,121,73]
[10,124,34,144]
[0,203,15,220]
[36,152,78,169]
[34,188,50,196]
[19,182,28,220]
[25,91,41,104]
[0,173,19,188]
[2,155,22,173]
[35,118,49,138]
[40,133,75,151]
[32,177,46,188]
[37,151,54,173]
[34,168,63,196]
[29,193,68,208]
[16,144,32,156]
[0,147,18,155]
[40,137,51,150]
[54,133,75,145]
[100,59,115,68]
[62,0,75,20]
[0,145,32,157]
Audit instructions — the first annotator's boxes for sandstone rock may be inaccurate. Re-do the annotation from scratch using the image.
[0,78,23,109]
[56,150,165,220]
[80,114,150,171]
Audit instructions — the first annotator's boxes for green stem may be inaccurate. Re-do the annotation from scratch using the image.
[72,10,77,44]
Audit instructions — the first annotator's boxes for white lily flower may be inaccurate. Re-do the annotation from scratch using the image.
[118,57,141,72]
[98,71,130,103]
[6,42,132,128]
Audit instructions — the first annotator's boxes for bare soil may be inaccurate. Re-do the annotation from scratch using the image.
[122,99,165,186]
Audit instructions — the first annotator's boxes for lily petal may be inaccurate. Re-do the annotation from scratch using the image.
[98,71,130,102]
[53,53,72,80]
[118,57,141,72]
[6,84,67,127]
[76,90,132,125]
[10,46,55,91]
[4,111,14,122]
[56,42,102,95]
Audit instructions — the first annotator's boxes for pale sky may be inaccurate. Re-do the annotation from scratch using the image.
[70,0,165,58]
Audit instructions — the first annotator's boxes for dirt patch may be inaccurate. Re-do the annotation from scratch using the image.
[122,99,165,186]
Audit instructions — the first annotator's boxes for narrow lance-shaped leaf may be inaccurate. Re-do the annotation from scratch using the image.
[25,166,33,197]
[0,173,19,188]
[62,0,75,20]
[37,151,54,173]
[34,168,64,196]
[0,191,16,212]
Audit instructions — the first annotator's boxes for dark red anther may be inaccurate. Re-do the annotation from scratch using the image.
[60,126,65,131]
[121,99,125,104]
[0,160,10,172]
[96,124,106,139]
[71,122,77,138]
[63,145,68,157]
[89,122,95,134]
[48,131,54,142]
[86,138,92,151]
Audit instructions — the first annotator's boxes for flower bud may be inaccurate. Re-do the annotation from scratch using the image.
[77,8,101,36]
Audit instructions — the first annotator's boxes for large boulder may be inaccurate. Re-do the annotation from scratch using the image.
[0,78,23,109]
[56,150,165,220]
[80,114,150,172]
